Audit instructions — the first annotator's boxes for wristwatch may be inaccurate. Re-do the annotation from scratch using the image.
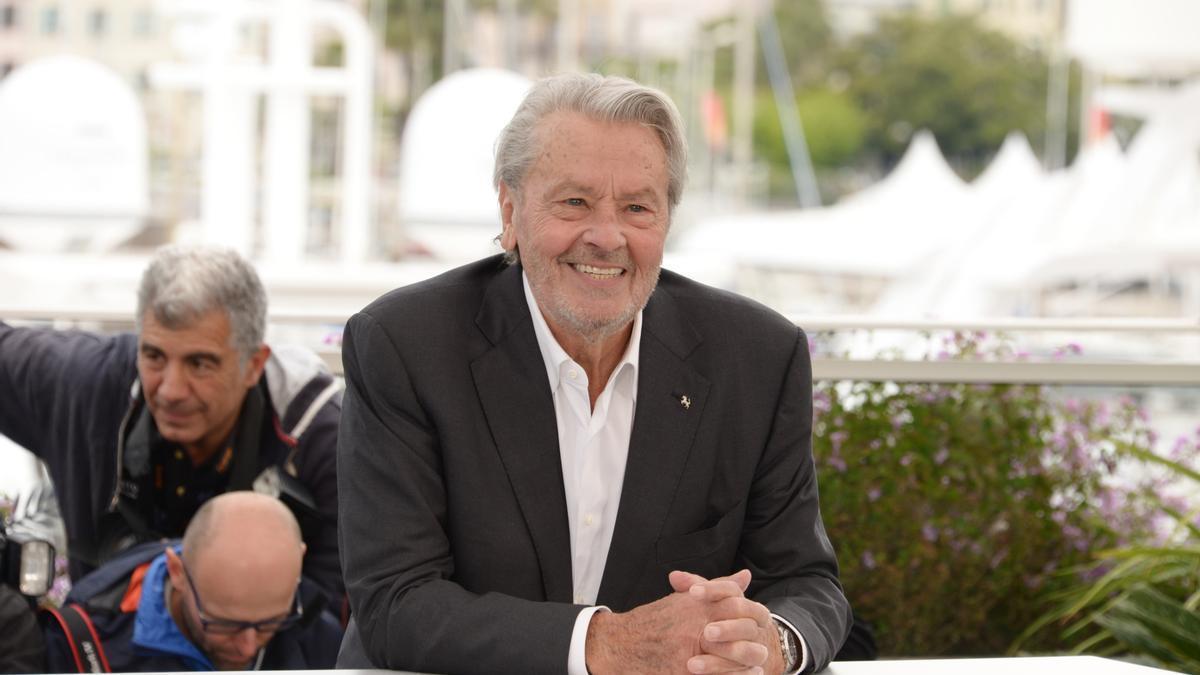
[774,618,799,673]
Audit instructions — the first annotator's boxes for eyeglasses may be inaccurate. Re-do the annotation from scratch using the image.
[180,560,303,636]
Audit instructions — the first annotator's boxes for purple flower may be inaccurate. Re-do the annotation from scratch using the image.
[899,454,913,467]
[861,551,877,570]
[830,430,848,452]
[921,522,938,542]
[867,487,882,502]
[934,447,949,465]
[827,455,847,473]
[1171,436,1193,461]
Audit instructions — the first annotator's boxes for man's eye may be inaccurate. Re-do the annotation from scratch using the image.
[189,358,217,373]
[628,204,646,213]
[564,198,585,207]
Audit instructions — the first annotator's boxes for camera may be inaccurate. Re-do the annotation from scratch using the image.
[0,522,55,598]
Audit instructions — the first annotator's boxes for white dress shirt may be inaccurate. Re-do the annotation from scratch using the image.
[522,273,808,675]
[523,273,639,674]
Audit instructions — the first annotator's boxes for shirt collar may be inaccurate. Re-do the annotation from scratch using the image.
[522,271,641,398]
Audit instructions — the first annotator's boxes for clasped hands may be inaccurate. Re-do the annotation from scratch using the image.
[586,568,783,675]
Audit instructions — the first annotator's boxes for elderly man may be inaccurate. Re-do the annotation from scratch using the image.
[42,491,342,671]
[0,245,342,597]
[338,73,851,674]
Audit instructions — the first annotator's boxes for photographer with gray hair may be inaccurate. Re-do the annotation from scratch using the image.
[0,244,344,601]
[338,72,851,674]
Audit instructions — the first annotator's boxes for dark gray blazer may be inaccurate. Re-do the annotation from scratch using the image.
[336,255,851,674]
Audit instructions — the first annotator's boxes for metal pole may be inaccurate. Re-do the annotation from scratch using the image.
[758,9,821,207]
[732,2,755,205]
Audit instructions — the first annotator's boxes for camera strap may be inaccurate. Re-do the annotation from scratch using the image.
[42,603,111,673]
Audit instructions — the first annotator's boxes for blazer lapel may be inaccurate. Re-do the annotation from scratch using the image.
[471,264,575,604]
[597,283,710,608]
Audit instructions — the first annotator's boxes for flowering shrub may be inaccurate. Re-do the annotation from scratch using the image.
[811,332,1164,655]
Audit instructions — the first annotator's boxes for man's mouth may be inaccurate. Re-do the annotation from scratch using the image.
[571,263,624,279]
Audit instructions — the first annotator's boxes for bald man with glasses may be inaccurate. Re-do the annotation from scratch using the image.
[41,492,342,672]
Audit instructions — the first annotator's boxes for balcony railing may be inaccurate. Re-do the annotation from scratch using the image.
[4,305,1200,386]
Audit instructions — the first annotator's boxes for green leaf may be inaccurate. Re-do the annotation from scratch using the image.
[1117,444,1200,484]
[1107,588,1200,661]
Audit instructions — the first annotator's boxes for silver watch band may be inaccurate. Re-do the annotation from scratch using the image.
[773,618,799,673]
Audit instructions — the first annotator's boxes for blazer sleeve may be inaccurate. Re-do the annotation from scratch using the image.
[742,329,852,672]
[337,311,581,674]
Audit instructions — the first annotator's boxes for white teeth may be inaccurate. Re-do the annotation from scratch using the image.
[574,264,622,278]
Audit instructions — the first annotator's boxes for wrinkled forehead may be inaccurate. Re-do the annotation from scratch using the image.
[527,112,669,193]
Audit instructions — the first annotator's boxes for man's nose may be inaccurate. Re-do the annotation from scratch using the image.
[157,363,189,401]
[582,206,625,251]
[232,627,260,656]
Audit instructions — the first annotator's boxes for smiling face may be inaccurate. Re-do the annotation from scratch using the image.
[499,111,670,346]
[137,309,268,460]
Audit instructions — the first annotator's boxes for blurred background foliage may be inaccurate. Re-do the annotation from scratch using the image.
[810,332,1176,656]
[1016,445,1200,673]
[379,0,1076,203]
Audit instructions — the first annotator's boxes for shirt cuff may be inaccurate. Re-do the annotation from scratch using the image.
[568,605,609,675]
[771,613,809,675]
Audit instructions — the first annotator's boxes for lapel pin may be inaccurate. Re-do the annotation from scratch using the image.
[679,395,692,410]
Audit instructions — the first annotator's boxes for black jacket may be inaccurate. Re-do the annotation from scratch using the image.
[0,322,343,597]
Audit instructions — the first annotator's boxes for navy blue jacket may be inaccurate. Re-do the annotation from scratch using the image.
[0,322,343,596]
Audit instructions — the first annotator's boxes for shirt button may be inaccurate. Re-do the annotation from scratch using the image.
[174,450,184,461]
[568,370,578,380]
[176,486,186,497]
[584,514,594,526]
[574,595,584,604]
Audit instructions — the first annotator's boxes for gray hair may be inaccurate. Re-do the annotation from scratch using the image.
[493,72,688,232]
[136,244,267,361]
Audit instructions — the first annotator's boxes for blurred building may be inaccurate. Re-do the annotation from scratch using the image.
[0,0,173,82]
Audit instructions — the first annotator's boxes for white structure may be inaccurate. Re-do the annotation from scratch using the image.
[397,68,531,262]
[1065,0,1200,78]
[150,0,374,263]
[676,131,969,313]
[0,55,148,253]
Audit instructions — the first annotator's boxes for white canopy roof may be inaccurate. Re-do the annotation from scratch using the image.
[397,67,531,261]
[678,130,968,278]
[0,55,148,252]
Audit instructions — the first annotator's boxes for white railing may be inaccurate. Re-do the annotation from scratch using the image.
[5,306,1200,386]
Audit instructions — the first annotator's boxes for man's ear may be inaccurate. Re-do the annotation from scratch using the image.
[165,547,187,594]
[498,182,517,252]
[242,344,271,389]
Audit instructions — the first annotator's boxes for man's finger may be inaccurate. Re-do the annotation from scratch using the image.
[706,596,773,628]
[702,618,762,644]
[669,570,709,594]
[687,569,753,600]
[687,639,770,672]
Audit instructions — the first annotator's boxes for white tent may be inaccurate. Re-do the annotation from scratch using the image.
[678,130,968,280]
[870,132,1051,318]
[397,68,532,261]
[0,56,148,253]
